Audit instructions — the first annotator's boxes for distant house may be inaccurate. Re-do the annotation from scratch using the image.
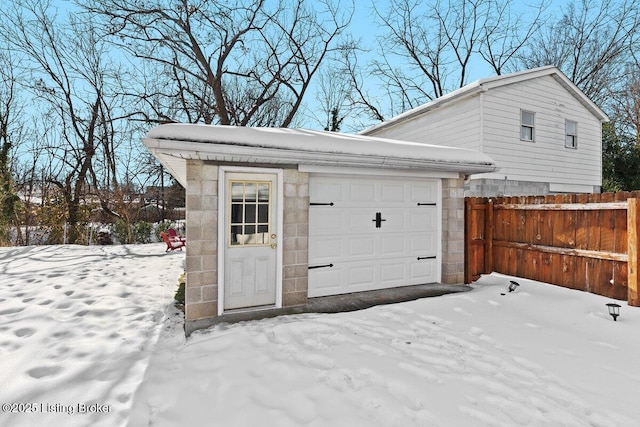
[361,66,609,197]
[144,125,497,334]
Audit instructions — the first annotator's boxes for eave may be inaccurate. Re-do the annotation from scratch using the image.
[143,124,498,187]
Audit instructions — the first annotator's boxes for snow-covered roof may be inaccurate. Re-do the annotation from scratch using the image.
[143,124,498,187]
[361,66,609,135]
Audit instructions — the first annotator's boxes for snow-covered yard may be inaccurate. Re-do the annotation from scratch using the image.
[1,244,639,426]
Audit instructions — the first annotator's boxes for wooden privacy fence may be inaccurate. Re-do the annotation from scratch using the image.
[465,192,640,306]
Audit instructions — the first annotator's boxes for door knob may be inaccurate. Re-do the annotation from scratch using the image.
[270,243,277,249]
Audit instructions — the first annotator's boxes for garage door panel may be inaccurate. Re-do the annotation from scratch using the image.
[312,235,435,266]
[411,233,437,253]
[351,182,376,202]
[310,237,437,260]
[378,210,405,231]
[381,182,406,202]
[311,209,374,235]
[309,210,343,234]
[381,262,405,282]
[381,235,405,256]
[411,259,436,281]
[348,209,378,231]
[349,266,375,285]
[309,175,440,297]
[410,209,437,228]
[309,268,343,295]
[411,182,438,203]
[310,237,342,261]
[310,181,345,203]
[309,258,439,297]
[349,237,376,257]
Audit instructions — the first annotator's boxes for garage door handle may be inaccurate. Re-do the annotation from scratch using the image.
[372,212,386,228]
[309,263,334,270]
[417,203,437,206]
[417,256,437,260]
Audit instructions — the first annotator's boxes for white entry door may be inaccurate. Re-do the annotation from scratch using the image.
[308,175,440,297]
[224,173,278,310]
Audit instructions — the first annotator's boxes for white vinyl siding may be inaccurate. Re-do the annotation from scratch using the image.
[565,120,578,149]
[480,76,601,187]
[367,74,602,189]
[365,96,483,151]
[520,110,535,141]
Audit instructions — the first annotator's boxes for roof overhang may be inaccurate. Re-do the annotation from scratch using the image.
[143,124,498,187]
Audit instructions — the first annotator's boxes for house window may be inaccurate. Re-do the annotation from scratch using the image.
[565,120,578,149]
[520,110,535,141]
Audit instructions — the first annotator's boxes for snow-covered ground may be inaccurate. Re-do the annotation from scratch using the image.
[1,244,639,427]
[0,244,184,427]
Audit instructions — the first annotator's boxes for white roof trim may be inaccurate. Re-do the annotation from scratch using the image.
[143,124,498,187]
[361,66,609,135]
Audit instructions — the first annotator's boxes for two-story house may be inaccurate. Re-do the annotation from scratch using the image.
[361,66,609,197]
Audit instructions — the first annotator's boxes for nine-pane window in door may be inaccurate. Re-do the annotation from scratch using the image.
[565,120,578,149]
[520,110,535,141]
[229,181,271,246]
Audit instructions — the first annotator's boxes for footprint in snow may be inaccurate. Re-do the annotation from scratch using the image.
[27,365,62,379]
[0,307,25,315]
[469,326,484,336]
[14,327,36,338]
[454,306,472,316]
[294,352,335,370]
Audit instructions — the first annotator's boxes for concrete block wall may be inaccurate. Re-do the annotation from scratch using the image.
[185,160,219,323]
[184,163,310,331]
[282,169,310,307]
[441,177,465,284]
[465,178,550,197]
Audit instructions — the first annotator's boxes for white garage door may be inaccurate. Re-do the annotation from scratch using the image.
[308,175,440,297]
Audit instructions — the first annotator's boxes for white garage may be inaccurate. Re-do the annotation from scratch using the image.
[308,175,440,297]
[143,124,497,332]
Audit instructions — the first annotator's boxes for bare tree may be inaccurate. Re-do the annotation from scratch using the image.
[0,52,26,244]
[355,0,548,121]
[311,66,352,131]
[79,0,354,128]
[479,0,549,75]
[609,60,640,140]
[0,0,136,243]
[519,0,640,106]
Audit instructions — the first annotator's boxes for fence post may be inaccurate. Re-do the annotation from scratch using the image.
[464,197,471,284]
[485,199,494,274]
[628,198,640,306]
